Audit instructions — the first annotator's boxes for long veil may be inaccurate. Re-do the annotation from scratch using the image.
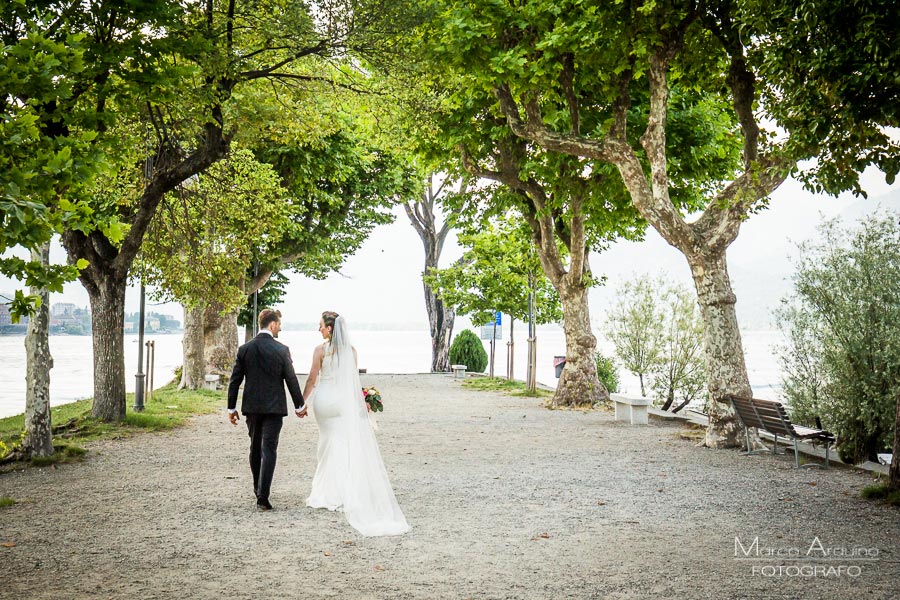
[327,316,409,536]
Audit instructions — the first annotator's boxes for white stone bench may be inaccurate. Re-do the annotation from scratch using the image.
[451,364,467,379]
[204,374,219,391]
[611,393,651,425]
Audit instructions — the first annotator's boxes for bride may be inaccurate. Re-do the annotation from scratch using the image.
[302,311,409,536]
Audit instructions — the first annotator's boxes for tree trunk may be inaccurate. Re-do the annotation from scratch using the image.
[425,279,455,372]
[23,242,54,457]
[890,393,900,490]
[687,251,750,448]
[86,274,127,421]
[180,305,205,390]
[554,284,607,407]
[203,304,239,376]
[405,177,459,373]
[671,397,692,414]
[660,389,675,412]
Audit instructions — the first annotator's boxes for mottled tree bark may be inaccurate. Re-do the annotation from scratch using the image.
[23,242,54,457]
[85,273,127,421]
[686,252,751,446]
[405,175,457,372]
[180,305,206,390]
[425,281,456,373]
[556,283,605,406]
[203,304,239,376]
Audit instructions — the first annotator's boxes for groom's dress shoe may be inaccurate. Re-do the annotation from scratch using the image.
[257,498,273,511]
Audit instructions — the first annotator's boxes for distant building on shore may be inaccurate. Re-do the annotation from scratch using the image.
[124,311,181,333]
[51,302,76,317]
[49,302,91,335]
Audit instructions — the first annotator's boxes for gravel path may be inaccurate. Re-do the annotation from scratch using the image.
[1,374,898,599]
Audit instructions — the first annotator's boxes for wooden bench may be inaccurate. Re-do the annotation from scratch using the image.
[728,395,836,468]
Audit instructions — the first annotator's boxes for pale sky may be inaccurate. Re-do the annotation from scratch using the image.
[2,167,898,331]
[277,167,900,331]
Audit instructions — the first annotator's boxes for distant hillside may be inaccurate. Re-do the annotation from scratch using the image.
[730,187,900,329]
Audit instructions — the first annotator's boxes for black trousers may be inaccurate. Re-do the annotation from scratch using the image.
[245,413,284,502]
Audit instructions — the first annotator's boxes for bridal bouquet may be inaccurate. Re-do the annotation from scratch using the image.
[362,387,384,412]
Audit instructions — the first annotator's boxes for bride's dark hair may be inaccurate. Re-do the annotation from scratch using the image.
[322,311,339,335]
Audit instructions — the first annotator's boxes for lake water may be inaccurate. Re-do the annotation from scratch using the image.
[0,328,785,419]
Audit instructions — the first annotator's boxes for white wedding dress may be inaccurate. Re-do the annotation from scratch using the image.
[306,318,409,537]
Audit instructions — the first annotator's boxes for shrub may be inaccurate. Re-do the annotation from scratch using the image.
[594,352,619,394]
[776,213,900,464]
[604,277,664,396]
[606,276,706,410]
[449,329,488,373]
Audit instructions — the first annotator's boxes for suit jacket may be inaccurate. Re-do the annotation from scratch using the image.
[227,332,304,416]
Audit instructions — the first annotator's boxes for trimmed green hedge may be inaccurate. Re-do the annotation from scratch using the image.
[449,329,488,373]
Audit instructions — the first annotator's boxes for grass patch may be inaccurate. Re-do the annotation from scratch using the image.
[29,443,88,467]
[0,384,224,468]
[462,376,552,398]
[0,497,15,508]
[676,425,706,442]
[860,483,900,507]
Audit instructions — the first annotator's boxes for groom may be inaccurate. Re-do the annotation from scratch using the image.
[227,308,307,510]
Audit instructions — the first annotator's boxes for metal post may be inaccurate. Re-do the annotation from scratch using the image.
[489,319,497,378]
[507,318,514,380]
[527,275,536,393]
[145,340,151,398]
[134,283,146,412]
[149,340,155,401]
[252,259,259,336]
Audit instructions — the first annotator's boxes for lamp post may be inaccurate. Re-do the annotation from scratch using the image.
[134,152,153,412]
[134,282,146,412]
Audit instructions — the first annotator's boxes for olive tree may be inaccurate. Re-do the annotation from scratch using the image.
[776,213,900,465]
[607,277,705,411]
[605,278,665,397]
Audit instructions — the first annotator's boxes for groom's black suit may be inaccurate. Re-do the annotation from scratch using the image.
[228,332,304,506]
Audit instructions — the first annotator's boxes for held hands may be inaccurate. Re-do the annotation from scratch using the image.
[229,411,240,426]
[295,406,308,419]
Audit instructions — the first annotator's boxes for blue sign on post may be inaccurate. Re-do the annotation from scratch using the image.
[495,312,502,326]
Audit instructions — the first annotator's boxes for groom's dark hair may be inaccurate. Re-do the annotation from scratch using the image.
[258,308,281,330]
